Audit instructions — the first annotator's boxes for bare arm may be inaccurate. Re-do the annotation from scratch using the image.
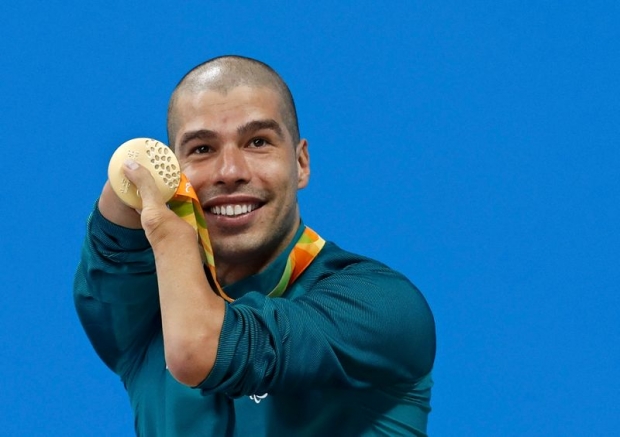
[98,180,143,229]
[122,160,225,386]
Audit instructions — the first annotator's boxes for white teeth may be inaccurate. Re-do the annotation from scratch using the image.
[209,204,257,217]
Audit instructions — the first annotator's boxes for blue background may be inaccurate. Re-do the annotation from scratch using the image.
[1,1,618,435]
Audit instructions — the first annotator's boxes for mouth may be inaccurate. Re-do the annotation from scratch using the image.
[208,203,261,217]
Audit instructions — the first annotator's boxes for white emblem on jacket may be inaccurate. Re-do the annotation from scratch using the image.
[249,393,269,404]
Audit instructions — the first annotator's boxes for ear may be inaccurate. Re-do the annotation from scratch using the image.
[296,139,310,189]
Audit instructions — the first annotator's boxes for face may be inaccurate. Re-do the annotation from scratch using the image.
[172,86,310,284]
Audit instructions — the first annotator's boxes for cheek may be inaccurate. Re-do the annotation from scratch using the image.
[254,160,296,191]
[180,161,211,188]
[275,172,300,209]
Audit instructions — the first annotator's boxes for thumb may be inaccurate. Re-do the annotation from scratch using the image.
[122,159,165,208]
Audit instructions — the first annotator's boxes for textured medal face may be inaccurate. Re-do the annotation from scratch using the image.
[108,138,181,209]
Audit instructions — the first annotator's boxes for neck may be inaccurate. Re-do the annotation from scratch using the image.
[216,259,266,287]
[215,221,301,286]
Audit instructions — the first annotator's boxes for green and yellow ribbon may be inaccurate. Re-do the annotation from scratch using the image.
[168,174,325,302]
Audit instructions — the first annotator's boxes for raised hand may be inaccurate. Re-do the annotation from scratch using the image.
[122,159,193,245]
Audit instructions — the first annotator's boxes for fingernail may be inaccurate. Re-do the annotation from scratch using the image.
[124,159,139,170]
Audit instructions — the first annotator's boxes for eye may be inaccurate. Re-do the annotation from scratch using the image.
[250,138,268,148]
[193,145,212,154]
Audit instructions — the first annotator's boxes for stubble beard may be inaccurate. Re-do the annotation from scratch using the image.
[211,201,300,284]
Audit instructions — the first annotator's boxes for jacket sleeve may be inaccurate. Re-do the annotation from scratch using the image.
[198,261,436,397]
[73,204,160,380]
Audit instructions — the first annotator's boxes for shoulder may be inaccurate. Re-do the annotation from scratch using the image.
[301,241,422,300]
[294,240,436,382]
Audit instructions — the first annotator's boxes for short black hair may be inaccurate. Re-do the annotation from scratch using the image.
[167,55,300,147]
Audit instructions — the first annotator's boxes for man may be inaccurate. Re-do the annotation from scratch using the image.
[74,55,436,436]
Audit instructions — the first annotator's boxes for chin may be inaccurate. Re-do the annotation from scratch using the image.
[220,226,291,264]
[212,234,262,263]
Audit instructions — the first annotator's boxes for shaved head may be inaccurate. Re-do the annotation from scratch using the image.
[167,55,299,147]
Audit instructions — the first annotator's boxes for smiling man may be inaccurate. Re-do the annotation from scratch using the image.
[74,55,436,436]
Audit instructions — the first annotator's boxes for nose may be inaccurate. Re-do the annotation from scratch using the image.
[213,144,251,186]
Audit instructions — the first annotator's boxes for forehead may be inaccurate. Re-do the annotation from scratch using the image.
[174,86,284,130]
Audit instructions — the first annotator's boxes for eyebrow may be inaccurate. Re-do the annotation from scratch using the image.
[178,129,218,150]
[237,119,284,140]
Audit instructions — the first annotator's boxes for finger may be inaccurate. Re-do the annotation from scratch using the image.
[122,159,165,207]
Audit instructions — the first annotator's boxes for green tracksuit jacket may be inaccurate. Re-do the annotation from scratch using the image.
[74,206,436,436]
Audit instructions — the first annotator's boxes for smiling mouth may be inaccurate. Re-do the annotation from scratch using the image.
[209,203,261,217]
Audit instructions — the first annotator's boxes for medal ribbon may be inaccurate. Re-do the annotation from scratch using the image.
[167,174,325,302]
